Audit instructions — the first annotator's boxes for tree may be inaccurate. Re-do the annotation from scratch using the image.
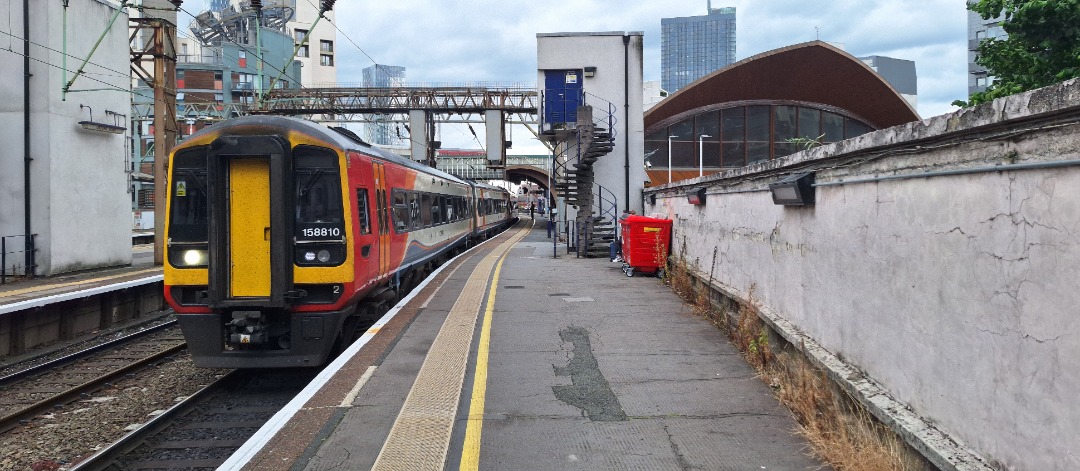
[954,0,1080,107]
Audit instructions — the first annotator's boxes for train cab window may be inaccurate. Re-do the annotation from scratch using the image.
[167,147,209,268]
[356,188,370,235]
[294,147,344,228]
[392,189,409,232]
[294,147,346,266]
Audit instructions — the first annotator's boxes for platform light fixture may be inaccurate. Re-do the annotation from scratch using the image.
[584,66,597,77]
[769,172,816,205]
[687,187,706,205]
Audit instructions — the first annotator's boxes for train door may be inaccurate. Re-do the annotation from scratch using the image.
[228,158,271,296]
[206,135,292,308]
[372,161,390,278]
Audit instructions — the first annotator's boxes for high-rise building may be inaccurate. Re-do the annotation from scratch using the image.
[363,64,406,87]
[661,4,736,93]
[967,5,1006,96]
[362,64,406,146]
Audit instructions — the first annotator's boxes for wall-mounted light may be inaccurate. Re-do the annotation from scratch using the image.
[769,172,815,205]
[648,193,657,205]
[687,187,706,205]
[583,66,597,77]
[77,105,125,134]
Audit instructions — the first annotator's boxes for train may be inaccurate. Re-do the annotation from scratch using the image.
[162,115,515,368]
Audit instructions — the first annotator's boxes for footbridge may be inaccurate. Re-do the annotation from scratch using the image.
[436,153,553,189]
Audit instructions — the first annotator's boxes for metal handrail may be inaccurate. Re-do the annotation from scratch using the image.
[595,184,618,229]
[1,234,36,284]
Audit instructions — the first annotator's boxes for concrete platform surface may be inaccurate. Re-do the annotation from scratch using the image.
[229,218,829,471]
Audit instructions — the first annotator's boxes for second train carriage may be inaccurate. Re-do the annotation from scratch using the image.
[163,116,514,368]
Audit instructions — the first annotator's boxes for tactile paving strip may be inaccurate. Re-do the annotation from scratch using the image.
[371,225,530,471]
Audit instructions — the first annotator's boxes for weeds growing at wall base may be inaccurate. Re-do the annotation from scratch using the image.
[662,254,925,471]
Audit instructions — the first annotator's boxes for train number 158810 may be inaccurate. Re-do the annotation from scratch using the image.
[301,227,341,238]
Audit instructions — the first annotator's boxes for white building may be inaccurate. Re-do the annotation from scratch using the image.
[0,0,133,276]
[643,80,668,112]
[537,31,645,215]
[287,0,337,86]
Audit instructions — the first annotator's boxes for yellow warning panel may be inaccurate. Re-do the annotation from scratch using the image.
[229,158,271,297]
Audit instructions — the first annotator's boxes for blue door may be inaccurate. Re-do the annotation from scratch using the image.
[543,69,583,127]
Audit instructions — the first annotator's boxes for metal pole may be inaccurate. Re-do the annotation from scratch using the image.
[151,20,178,266]
[23,0,32,276]
[63,0,128,95]
[667,135,677,185]
[698,134,711,177]
[255,7,263,109]
[622,34,630,212]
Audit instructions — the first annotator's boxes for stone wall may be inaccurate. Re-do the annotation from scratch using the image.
[644,79,1080,470]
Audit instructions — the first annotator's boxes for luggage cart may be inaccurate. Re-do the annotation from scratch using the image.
[619,215,672,277]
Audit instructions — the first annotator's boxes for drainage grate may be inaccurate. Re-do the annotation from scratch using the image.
[504,285,525,289]
[548,293,571,297]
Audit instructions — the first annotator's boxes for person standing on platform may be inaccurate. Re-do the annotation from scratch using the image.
[529,202,535,219]
[611,209,633,262]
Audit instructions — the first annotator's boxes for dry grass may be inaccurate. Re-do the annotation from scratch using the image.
[662,255,922,471]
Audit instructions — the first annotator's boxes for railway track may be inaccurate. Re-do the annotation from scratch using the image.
[0,322,187,432]
[71,368,317,470]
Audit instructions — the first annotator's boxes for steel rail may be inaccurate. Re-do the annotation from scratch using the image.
[0,342,187,432]
[0,319,178,386]
[67,370,242,471]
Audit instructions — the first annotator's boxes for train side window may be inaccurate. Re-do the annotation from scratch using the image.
[430,194,442,225]
[392,189,409,233]
[421,193,433,227]
[408,192,421,230]
[443,196,453,222]
[356,188,370,234]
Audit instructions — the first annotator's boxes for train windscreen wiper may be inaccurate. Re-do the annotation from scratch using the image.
[297,168,325,198]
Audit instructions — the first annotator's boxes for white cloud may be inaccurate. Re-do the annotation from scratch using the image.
[321,0,970,148]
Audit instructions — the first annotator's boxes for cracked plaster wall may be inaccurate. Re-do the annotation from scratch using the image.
[646,79,1080,470]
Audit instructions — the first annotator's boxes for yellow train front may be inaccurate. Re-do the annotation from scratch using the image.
[163,115,485,368]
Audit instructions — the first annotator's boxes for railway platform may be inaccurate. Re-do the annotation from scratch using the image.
[221,217,829,471]
[0,250,164,362]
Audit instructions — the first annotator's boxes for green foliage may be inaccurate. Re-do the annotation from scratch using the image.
[956,0,1080,107]
[785,133,825,151]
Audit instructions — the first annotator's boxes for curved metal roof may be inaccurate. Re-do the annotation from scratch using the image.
[645,41,920,131]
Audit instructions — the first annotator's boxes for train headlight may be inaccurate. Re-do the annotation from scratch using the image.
[182,249,207,266]
[294,243,345,266]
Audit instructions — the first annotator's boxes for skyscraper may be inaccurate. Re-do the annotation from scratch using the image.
[363,64,406,146]
[661,4,736,93]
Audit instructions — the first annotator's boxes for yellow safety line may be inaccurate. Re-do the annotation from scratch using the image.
[370,223,528,471]
[0,267,162,299]
[459,254,506,470]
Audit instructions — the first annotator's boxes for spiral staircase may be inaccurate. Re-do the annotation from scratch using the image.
[550,100,619,258]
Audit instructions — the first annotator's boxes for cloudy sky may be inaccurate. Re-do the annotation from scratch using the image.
[190,1,971,151]
[327,0,970,118]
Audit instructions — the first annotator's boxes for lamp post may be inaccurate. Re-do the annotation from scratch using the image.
[698,134,711,177]
[667,134,678,185]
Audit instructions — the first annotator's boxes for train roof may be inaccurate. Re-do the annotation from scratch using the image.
[181,116,469,186]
